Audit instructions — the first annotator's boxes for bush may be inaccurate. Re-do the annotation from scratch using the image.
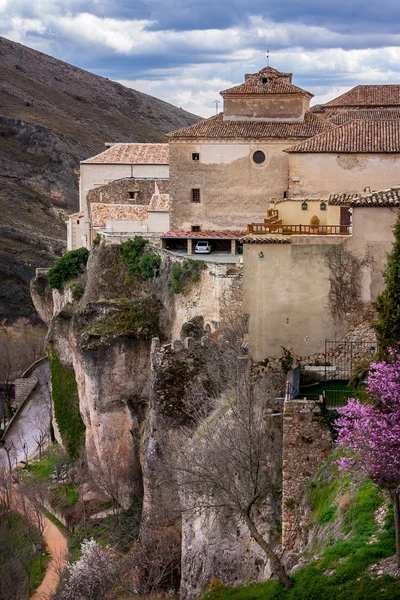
[279,347,293,374]
[48,351,85,459]
[48,248,89,290]
[171,259,206,294]
[310,215,320,226]
[72,283,85,301]
[139,253,161,278]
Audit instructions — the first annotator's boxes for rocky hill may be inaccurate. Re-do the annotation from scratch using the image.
[0,36,201,322]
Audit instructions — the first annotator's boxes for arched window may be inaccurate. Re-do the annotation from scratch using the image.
[320,202,327,211]
[301,201,308,211]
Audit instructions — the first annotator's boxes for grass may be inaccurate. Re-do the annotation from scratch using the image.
[203,456,400,600]
[26,444,64,482]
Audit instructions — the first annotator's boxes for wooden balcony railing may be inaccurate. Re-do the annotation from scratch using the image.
[247,223,352,235]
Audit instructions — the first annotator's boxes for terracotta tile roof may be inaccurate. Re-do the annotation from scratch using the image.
[82,143,169,164]
[69,211,84,218]
[162,230,245,239]
[242,234,291,244]
[327,193,360,205]
[148,193,170,212]
[329,187,400,207]
[329,109,400,125]
[324,85,400,107]
[221,79,312,97]
[285,120,400,153]
[272,197,328,205]
[168,112,333,140]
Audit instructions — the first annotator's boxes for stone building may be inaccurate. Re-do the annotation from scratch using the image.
[242,187,400,359]
[68,143,170,249]
[166,66,333,241]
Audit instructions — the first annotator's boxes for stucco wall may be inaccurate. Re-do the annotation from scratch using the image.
[276,201,341,226]
[86,178,169,206]
[169,140,295,231]
[80,163,169,211]
[243,239,348,359]
[223,95,309,121]
[348,206,398,300]
[288,153,400,198]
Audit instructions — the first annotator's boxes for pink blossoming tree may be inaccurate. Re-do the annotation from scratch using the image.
[335,348,400,566]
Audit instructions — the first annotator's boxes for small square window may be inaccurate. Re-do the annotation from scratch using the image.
[129,192,135,199]
[191,225,201,232]
[192,153,200,161]
[192,189,200,202]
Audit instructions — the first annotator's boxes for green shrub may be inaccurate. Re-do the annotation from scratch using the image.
[139,253,161,278]
[48,248,89,289]
[48,351,85,459]
[279,346,293,374]
[258,357,270,367]
[92,234,101,247]
[85,299,159,340]
[171,259,206,294]
[121,236,148,273]
[72,282,85,300]
[120,236,161,279]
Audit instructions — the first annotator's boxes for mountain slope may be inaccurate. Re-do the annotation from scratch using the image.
[0,36,201,322]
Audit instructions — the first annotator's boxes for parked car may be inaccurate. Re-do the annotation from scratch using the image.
[194,241,213,254]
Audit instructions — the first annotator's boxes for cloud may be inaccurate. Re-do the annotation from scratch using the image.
[1,2,400,116]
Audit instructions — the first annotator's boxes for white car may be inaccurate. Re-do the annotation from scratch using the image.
[194,241,213,254]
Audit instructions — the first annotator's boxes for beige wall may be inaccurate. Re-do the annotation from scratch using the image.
[243,206,399,359]
[169,140,295,231]
[67,216,85,251]
[223,95,309,122]
[276,201,341,226]
[80,163,169,211]
[288,153,400,198]
[243,238,348,359]
[348,206,398,300]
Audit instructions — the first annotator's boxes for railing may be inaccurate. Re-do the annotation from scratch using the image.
[247,223,352,235]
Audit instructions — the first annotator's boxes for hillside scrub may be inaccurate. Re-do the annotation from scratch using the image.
[48,351,85,459]
[48,248,89,290]
[121,237,161,279]
[203,458,400,600]
[171,259,206,294]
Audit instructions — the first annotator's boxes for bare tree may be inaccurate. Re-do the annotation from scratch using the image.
[176,356,292,589]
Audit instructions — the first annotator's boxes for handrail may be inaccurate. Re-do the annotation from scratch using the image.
[247,223,352,235]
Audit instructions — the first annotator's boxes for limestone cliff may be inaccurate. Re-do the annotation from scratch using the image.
[31,241,290,596]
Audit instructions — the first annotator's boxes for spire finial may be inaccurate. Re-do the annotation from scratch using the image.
[267,48,270,67]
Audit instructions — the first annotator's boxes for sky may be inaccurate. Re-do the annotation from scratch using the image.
[2,1,400,117]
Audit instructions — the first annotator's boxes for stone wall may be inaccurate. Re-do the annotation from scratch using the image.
[86,177,169,206]
[282,399,332,551]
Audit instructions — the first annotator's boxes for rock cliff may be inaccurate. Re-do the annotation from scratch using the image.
[31,241,292,595]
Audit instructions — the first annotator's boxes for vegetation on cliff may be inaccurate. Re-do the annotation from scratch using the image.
[121,237,161,279]
[204,457,400,599]
[47,351,85,458]
[171,258,206,294]
[48,248,89,290]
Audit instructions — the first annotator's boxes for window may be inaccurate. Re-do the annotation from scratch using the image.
[192,188,201,202]
[283,191,288,199]
[320,202,327,211]
[253,150,266,164]
[129,192,135,199]
[192,153,200,161]
[77,219,80,224]
[301,201,308,211]
[191,225,201,232]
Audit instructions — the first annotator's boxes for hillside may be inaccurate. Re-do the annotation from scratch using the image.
[0,35,201,322]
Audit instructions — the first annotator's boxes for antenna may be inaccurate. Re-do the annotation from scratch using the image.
[213,99,220,114]
[267,48,270,67]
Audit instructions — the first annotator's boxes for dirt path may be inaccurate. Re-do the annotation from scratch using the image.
[30,511,69,600]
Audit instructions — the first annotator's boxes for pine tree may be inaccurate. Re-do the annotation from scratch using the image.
[373,213,400,358]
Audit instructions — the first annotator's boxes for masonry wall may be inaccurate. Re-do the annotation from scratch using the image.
[223,95,309,121]
[243,238,348,359]
[80,163,169,211]
[169,140,295,231]
[288,153,400,198]
[282,399,332,550]
[86,178,169,206]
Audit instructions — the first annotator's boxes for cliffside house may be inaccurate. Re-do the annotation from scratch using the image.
[68,143,169,249]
